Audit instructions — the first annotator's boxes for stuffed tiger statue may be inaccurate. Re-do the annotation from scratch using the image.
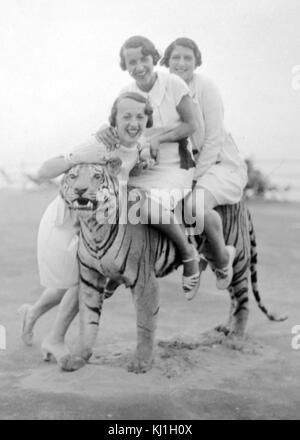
[58,161,286,373]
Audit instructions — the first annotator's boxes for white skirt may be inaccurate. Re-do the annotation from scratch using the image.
[195,161,248,205]
[37,196,80,288]
[129,141,195,210]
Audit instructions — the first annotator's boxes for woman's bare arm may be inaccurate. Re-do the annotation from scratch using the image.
[37,141,108,180]
[145,95,197,162]
[148,95,197,144]
[37,156,72,181]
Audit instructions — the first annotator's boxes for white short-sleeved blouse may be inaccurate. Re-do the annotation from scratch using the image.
[121,71,190,127]
[121,72,195,204]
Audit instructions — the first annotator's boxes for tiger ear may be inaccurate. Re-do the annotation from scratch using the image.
[106,157,122,177]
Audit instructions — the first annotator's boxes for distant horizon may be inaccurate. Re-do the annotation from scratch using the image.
[1,146,300,167]
[1,152,300,168]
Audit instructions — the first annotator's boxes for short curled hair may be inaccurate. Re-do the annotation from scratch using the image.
[109,92,153,129]
[160,37,202,68]
[119,35,161,71]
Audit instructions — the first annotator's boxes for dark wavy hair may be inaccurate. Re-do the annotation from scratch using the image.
[109,92,153,128]
[119,36,161,71]
[160,37,202,68]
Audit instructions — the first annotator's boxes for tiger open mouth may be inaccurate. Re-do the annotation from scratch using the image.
[71,197,98,211]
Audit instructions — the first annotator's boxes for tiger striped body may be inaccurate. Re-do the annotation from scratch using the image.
[60,163,286,373]
[78,214,180,289]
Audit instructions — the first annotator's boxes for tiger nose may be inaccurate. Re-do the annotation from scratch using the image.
[75,187,88,196]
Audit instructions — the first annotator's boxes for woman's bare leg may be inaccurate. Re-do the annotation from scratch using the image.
[184,187,229,267]
[185,187,235,289]
[139,200,199,277]
[201,190,229,268]
[19,287,66,346]
[41,285,79,362]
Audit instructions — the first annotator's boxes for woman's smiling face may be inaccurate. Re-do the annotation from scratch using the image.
[115,97,148,147]
[168,45,196,84]
[122,46,156,91]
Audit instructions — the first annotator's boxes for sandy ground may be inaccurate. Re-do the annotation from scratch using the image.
[0,186,299,420]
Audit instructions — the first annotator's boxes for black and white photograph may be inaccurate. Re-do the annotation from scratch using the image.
[0,0,299,422]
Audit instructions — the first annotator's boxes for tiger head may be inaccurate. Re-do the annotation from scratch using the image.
[60,159,122,222]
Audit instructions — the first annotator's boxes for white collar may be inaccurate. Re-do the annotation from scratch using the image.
[132,71,167,107]
[116,143,140,155]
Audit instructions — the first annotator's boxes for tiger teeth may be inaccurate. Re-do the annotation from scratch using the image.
[87,201,93,209]
[73,201,79,209]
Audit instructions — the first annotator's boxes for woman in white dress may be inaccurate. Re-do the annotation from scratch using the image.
[98,36,204,296]
[19,87,199,350]
[160,37,248,289]
[19,92,156,346]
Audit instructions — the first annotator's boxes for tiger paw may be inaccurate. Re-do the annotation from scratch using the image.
[58,354,87,372]
[72,347,93,362]
[215,324,230,336]
[127,356,153,374]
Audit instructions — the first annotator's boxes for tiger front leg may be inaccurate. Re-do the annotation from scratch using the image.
[128,273,159,374]
[60,269,106,372]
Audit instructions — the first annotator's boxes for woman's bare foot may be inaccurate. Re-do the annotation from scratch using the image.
[41,337,71,366]
[182,245,200,277]
[18,304,36,346]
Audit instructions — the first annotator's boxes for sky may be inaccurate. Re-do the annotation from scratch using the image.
[1,0,300,168]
